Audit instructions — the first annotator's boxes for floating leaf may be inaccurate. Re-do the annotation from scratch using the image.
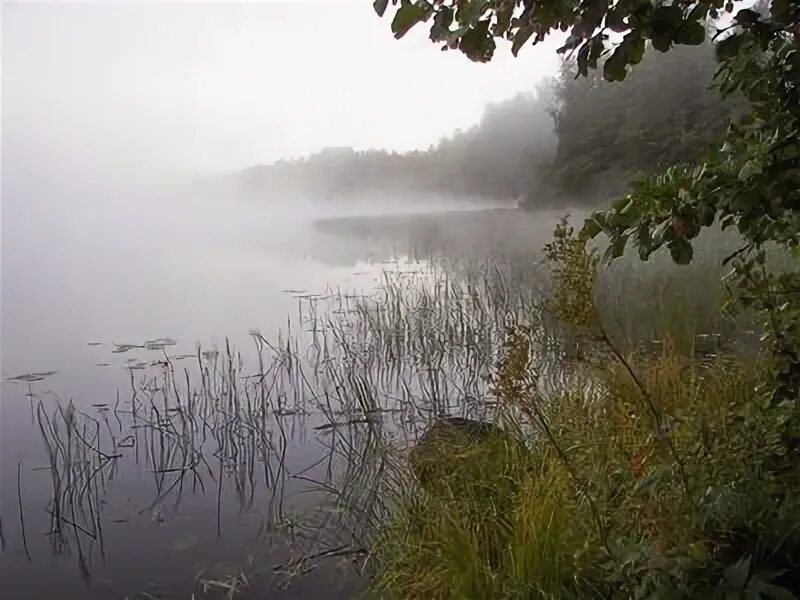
[171,533,200,552]
[7,371,58,382]
[113,343,144,353]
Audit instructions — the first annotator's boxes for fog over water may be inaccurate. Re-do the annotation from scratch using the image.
[2,0,558,383]
[1,3,562,598]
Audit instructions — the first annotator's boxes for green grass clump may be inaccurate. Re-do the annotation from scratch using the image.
[367,226,799,599]
[369,334,800,599]
[371,429,581,599]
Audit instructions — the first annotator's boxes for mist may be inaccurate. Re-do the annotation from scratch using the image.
[1,0,559,374]
[1,0,736,401]
[2,1,561,176]
[0,2,754,599]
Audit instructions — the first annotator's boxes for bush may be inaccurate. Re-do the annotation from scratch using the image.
[366,218,800,599]
[370,339,800,599]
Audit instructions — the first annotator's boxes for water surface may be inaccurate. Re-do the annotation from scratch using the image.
[1,167,542,598]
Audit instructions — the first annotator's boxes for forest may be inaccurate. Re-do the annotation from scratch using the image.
[238,43,737,208]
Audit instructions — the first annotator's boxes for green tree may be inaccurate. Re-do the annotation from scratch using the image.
[239,91,555,202]
[541,44,736,203]
[377,0,800,406]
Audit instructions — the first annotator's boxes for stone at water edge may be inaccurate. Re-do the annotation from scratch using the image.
[409,416,505,486]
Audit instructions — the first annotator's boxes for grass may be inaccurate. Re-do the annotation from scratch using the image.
[365,227,798,600]
[369,344,800,599]
[21,223,781,598]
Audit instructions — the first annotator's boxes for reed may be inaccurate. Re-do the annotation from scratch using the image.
[24,232,767,597]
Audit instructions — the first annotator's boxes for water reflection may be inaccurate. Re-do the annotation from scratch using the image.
[2,204,750,599]
[2,241,561,599]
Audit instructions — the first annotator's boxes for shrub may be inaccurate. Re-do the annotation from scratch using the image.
[368,225,800,599]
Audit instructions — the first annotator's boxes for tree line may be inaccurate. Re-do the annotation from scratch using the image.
[240,41,737,209]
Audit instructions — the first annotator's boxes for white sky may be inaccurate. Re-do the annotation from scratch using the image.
[2,1,562,174]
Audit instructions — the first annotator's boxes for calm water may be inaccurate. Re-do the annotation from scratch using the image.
[1,165,544,598]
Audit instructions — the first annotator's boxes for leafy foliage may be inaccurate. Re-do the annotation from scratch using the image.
[375,0,752,68]
[376,0,800,403]
[539,44,738,203]
[373,1,800,597]
[371,337,800,598]
[577,4,800,407]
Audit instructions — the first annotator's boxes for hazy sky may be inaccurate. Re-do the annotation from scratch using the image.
[3,1,562,174]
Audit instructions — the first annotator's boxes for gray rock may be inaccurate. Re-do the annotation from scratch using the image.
[409,416,502,485]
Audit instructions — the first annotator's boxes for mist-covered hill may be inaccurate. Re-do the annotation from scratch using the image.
[237,90,556,204]
[239,44,738,208]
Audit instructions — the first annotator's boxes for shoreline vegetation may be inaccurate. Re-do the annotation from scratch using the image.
[10,1,798,597]
[366,231,799,599]
[236,43,733,214]
[362,0,800,596]
[23,215,795,598]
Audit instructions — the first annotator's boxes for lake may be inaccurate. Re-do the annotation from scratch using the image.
[1,168,560,599]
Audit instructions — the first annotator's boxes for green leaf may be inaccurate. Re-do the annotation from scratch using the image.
[755,583,796,600]
[676,21,706,46]
[688,4,710,21]
[716,33,742,60]
[373,0,389,17]
[605,236,627,261]
[430,7,454,42]
[735,8,761,25]
[652,32,673,53]
[588,36,605,69]
[455,0,486,26]
[459,19,495,62]
[582,217,603,239]
[623,35,646,64]
[770,0,792,23]
[558,34,583,55]
[576,41,591,76]
[603,46,627,82]
[494,2,512,36]
[392,3,428,39]
[652,5,683,33]
[670,238,694,264]
[611,195,630,211]
[724,556,752,589]
[697,202,716,227]
[738,160,763,181]
[511,26,534,56]
[637,223,653,257]
[606,6,628,32]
